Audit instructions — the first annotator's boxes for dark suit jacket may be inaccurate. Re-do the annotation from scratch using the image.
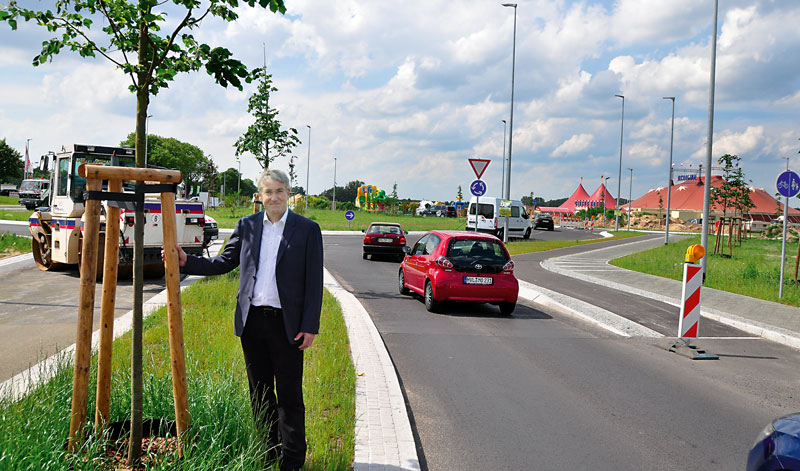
[183,210,324,341]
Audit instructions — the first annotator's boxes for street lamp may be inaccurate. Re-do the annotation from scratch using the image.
[701,0,720,274]
[501,119,507,197]
[502,2,517,244]
[236,157,241,194]
[332,157,337,211]
[305,125,311,211]
[663,97,676,244]
[614,94,624,231]
[627,168,633,231]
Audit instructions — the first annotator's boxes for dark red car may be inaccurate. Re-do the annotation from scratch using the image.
[398,230,518,314]
[362,222,407,261]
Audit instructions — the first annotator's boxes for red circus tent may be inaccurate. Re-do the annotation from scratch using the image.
[588,183,617,210]
[538,183,591,214]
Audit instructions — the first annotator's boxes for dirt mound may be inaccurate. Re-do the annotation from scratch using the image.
[627,214,700,232]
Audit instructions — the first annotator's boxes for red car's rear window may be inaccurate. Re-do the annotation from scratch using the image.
[368,225,402,234]
[446,238,508,263]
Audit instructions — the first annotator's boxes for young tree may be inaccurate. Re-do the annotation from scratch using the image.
[1,0,290,464]
[234,67,301,169]
[0,139,24,184]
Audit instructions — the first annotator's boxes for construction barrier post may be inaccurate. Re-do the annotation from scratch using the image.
[670,244,718,360]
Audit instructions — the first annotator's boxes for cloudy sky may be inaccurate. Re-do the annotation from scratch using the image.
[2,0,799,203]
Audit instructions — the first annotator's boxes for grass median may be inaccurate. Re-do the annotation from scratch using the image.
[0,270,355,470]
[610,234,800,307]
[505,230,645,255]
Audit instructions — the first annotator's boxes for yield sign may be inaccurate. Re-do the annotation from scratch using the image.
[468,158,491,179]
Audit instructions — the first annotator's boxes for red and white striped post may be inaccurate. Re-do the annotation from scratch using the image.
[672,244,718,359]
[679,244,706,338]
[678,262,703,338]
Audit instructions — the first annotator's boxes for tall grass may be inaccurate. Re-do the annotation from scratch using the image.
[610,235,800,306]
[0,271,355,470]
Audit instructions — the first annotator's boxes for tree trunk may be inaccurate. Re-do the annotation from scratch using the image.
[127,14,150,467]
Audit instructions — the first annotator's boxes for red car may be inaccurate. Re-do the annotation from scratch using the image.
[362,222,407,262]
[398,230,519,314]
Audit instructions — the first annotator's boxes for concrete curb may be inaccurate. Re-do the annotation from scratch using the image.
[324,269,420,471]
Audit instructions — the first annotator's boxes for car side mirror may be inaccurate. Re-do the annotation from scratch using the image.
[404,230,409,234]
[403,246,411,254]
[361,229,365,233]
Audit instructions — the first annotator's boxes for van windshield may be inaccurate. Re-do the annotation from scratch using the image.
[469,203,494,218]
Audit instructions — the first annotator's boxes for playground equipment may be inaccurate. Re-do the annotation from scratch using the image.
[355,184,387,212]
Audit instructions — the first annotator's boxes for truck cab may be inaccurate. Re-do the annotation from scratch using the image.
[18,178,51,210]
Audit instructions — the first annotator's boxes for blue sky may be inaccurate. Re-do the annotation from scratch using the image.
[2,0,799,203]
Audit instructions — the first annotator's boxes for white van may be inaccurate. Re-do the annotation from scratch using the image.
[466,196,531,239]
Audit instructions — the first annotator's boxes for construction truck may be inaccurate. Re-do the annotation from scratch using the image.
[28,144,205,277]
[18,178,50,209]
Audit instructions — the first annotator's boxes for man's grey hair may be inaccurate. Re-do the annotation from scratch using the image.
[257,169,291,192]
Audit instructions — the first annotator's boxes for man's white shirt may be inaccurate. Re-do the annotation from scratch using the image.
[251,209,288,308]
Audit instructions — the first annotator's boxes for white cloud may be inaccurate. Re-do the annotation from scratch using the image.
[552,134,594,157]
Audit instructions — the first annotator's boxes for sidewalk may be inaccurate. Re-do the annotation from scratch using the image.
[539,236,800,349]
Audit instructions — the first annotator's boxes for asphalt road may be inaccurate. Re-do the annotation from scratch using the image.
[0,254,170,383]
[324,232,800,471]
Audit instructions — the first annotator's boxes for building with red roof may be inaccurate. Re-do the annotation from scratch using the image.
[629,175,800,223]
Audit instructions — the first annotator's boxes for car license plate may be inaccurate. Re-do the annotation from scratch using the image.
[377,238,393,243]
[464,276,493,285]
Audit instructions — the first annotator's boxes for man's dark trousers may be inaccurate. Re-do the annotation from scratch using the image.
[242,306,305,469]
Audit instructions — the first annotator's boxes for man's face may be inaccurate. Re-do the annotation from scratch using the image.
[260,178,289,217]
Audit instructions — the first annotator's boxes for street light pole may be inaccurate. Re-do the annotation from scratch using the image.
[502,2,517,244]
[627,168,633,231]
[614,94,625,232]
[237,158,241,194]
[701,0,720,275]
[332,157,337,211]
[663,97,675,244]
[305,125,311,211]
[501,119,507,198]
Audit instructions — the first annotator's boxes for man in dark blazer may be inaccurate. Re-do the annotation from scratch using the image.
[173,168,323,471]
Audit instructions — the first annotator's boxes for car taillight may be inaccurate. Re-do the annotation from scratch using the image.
[502,260,515,272]
[399,236,406,244]
[436,256,453,269]
[494,217,498,229]
[125,216,134,227]
[363,236,370,244]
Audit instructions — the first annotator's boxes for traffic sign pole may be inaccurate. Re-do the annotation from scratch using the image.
[776,170,800,299]
[468,160,490,233]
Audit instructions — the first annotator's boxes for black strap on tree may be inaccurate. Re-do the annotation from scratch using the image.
[83,183,178,212]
